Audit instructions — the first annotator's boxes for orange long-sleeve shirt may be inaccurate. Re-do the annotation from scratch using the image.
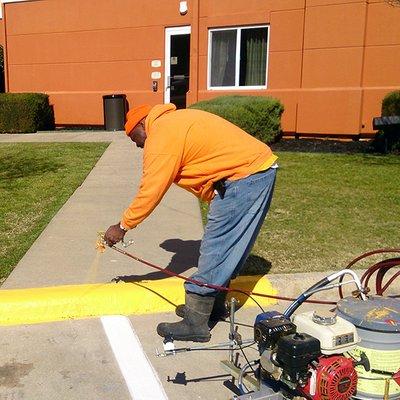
[121,104,277,229]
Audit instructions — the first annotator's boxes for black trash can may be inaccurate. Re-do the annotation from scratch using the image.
[103,94,127,131]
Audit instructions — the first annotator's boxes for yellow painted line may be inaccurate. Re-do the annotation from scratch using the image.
[0,276,277,326]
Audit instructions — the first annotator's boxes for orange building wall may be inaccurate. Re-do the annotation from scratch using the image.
[197,0,400,135]
[2,0,400,135]
[4,0,190,124]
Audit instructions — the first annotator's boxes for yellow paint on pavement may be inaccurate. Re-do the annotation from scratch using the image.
[0,276,277,326]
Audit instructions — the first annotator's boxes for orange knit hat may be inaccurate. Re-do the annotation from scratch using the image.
[125,104,152,135]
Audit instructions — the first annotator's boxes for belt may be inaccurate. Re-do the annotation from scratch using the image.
[213,179,226,199]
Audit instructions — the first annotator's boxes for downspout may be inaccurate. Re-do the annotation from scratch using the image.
[299,0,306,91]
[296,0,307,137]
[1,2,9,92]
[188,0,199,105]
[358,0,369,135]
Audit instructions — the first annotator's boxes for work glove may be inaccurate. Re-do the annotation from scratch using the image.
[104,223,127,247]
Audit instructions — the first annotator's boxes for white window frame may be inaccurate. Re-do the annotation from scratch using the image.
[207,25,270,91]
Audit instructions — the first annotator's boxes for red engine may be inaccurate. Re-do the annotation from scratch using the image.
[301,356,358,400]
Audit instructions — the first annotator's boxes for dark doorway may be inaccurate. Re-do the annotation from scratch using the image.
[169,34,190,109]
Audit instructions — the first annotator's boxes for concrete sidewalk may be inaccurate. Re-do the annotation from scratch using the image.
[1,131,203,289]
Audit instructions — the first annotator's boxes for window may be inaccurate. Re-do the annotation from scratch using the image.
[208,25,269,89]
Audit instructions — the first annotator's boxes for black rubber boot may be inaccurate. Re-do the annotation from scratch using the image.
[157,292,214,342]
[175,289,229,321]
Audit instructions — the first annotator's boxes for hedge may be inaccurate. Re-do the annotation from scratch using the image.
[373,90,400,153]
[382,90,400,117]
[0,93,55,133]
[189,95,284,144]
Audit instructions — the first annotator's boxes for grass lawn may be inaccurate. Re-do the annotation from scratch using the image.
[201,150,400,275]
[0,142,109,281]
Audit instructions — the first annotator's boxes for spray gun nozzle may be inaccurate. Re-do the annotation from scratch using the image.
[95,231,134,252]
[121,238,135,248]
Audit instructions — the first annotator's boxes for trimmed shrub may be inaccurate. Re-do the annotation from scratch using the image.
[0,93,55,133]
[189,95,284,144]
[382,90,400,117]
[373,90,400,153]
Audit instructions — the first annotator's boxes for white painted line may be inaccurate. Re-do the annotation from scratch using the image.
[101,315,168,400]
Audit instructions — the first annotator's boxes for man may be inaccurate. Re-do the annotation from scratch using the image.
[104,103,277,343]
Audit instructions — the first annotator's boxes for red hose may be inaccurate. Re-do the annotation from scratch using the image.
[111,246,399,305]
[362,260,399,292]
[380,271,400,295]
[111,246,336,305]
[339,249,400,299]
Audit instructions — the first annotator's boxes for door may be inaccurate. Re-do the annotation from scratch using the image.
[165,26,191,109]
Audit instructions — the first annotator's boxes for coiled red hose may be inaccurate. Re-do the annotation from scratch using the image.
[338,248,400,299]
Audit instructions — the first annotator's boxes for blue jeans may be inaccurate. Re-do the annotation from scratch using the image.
[185,167,277,296]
